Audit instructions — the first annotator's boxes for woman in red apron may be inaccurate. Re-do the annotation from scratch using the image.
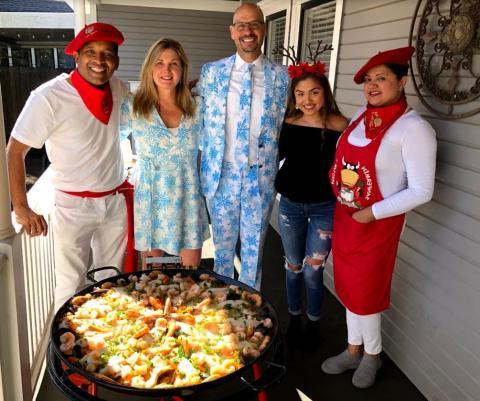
[321,47,437,388]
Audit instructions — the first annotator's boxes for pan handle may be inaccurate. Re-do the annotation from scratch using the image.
[145,256,182,269]
[86,266,122,284]
[240,360,287,392]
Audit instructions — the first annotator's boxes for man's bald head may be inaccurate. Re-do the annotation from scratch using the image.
[233,3,264,23]
[230,3,266,62]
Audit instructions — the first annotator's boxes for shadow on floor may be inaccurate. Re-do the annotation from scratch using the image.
[37,227,427,401]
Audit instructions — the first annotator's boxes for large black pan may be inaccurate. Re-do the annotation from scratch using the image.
[50,266,285,398]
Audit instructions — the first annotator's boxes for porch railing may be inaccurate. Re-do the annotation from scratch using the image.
[21,213,56,396]
[0,170,56,401]
[1,80,56,401]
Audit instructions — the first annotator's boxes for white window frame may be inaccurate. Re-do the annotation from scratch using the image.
[258,0,291,58]
[259,0,344,88]
[265,10,287,65]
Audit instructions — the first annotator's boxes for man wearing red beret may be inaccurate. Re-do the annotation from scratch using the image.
[6,22,133,311]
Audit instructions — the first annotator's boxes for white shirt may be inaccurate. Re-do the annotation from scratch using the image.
[348,108,437,219]
[11,73,128,192]
[225,53,265,166]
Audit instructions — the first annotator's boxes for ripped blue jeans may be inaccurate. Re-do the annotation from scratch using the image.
[278,196,335,321]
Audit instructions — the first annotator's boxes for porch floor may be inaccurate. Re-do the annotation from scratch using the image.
[37,226,427,401]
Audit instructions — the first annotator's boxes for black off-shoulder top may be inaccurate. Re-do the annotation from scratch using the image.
[274,122,342,203]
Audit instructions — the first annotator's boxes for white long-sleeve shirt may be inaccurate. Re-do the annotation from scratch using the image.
[347,108,437,219]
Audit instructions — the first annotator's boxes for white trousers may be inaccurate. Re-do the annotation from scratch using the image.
[346,309,382,355]
[53,190,127,311]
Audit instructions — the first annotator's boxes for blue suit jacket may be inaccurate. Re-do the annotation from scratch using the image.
[198,54,289,203]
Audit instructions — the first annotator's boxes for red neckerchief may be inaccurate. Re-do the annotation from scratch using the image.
[70,69,113,125]
[364,95,408,140]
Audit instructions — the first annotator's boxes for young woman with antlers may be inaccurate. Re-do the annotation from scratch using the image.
[273,45,347,345]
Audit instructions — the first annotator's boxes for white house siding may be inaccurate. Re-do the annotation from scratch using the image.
[325,1,480,400]
[97,4,235,82]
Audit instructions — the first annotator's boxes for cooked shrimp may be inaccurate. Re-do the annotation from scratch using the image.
[85,363,97,373]
[125,309,140,319]
[250,331,264,345]
[167,288,180,297]
[59,332,75,354]
[242,346,260,359]
[186,284,201,300]
[242,292,262,307]
[173,313,195,325]
[134,325,150,339]
[259,335,271,352]
[192,298,211,314]
[148,296,163,310]
[164,296,172,315]
[166,320,177,337]
[215,292,227,303]
[70,294,92,307]
[155,318,168,328]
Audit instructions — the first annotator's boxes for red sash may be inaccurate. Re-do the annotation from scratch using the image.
[61,180,137,273]
[329,109,406,315]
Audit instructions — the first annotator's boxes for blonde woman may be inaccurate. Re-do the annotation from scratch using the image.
[120,38,209,267]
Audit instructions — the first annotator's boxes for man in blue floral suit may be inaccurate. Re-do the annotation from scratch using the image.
[198,3,289,289]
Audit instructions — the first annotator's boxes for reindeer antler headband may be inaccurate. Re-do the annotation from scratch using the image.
[273,40,333,79]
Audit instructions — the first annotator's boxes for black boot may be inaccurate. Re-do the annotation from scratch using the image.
[286,314,302,346]
[305,318,321,348]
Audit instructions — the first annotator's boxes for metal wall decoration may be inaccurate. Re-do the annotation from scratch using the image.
[409,0,480,119]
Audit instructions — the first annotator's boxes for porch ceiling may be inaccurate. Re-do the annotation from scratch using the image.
[0,28,74,47]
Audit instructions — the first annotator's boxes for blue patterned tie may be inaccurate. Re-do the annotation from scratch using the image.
[236,63,253,168]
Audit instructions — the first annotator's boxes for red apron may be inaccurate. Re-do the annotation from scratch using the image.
[329,113,405,315]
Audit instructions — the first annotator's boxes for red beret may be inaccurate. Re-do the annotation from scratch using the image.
[65,22,124,55]
[353,46,415,84]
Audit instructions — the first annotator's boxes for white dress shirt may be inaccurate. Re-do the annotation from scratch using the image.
[225,53,265,167]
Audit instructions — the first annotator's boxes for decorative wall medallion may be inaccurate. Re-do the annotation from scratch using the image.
[409,0,480,119]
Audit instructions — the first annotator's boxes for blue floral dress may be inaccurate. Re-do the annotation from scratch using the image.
[120,95,210,254]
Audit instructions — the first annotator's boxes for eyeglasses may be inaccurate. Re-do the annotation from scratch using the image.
[232,21,265,32]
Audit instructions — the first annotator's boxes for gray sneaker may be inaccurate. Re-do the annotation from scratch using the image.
[352,354,382,388]
[321,349,362,374]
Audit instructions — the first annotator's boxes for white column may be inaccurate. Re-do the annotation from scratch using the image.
[30,48,36,68]
[53,47,59,69]
[85,0,97,25]
[6,46,12,67]
[73,0,86,34]
[0,85,15,241]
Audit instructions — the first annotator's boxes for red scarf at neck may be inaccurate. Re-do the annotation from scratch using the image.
[364,96,408,140]
[70,69,113,125]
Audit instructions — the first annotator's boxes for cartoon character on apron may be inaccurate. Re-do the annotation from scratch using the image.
[329,110,406,315]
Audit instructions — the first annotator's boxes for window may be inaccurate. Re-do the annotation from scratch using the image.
[11,47,32,67]
[0,46,8,67]
[35,48,54,68]
[57,48,75,69]
[299,0,336,69]
[266,11,287,65]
